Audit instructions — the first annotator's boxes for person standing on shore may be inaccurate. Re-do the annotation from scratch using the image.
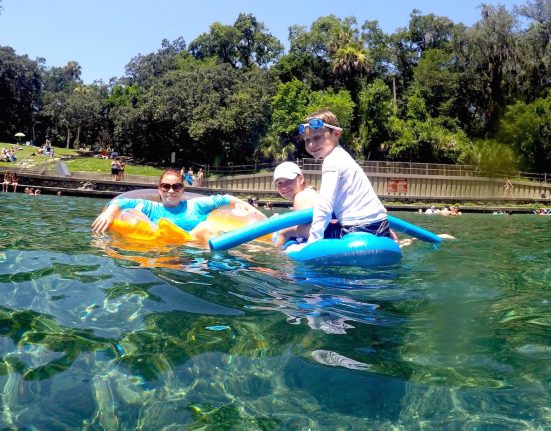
[196,168,204,187]
[117,159,125,181]
[503,178,514,198]
[111,159,120,181]
[185,168,194,186]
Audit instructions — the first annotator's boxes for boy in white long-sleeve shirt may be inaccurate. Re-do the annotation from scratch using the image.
[299,110,390,243]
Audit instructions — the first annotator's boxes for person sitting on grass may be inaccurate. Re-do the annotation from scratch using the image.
[91,168,263,242]
[1,148,11,162]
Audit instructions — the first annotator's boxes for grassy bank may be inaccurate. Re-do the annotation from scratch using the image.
[0,143,162,176]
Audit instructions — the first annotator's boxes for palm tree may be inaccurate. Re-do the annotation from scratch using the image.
[257,133,296,162]
[63,61,82,82]
[331,44,372,79]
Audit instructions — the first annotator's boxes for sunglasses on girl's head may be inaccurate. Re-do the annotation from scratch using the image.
[297,118,342,135]
[159,182,184,192]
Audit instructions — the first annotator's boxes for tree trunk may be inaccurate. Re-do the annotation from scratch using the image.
[66,125,71,149]
[76,124,81,149]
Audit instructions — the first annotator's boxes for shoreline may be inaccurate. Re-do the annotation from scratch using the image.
[1,170,548,215]
[1,185,543,214]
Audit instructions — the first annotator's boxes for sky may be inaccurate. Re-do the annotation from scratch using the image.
[0,0,523,84]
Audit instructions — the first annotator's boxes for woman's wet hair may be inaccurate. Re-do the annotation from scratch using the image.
[159,168,184,185]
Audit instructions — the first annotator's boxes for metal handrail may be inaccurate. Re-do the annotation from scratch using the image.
[201,159,550,183]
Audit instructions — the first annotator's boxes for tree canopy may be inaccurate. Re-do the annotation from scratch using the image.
[0,3,550,174]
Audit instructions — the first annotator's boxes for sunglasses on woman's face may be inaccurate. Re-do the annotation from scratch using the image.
[159,182,184,192]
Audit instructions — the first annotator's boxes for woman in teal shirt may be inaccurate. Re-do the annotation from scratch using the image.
[92,168,262,238]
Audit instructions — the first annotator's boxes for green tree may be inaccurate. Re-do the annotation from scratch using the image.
[387,88,472,163]
[258,79,310,161]
[270,79,311,136]
[0,46,42,141]
[289,15,370,96]
[271,51,330,90]
[515,0,551,99]
[40,91,68,145]
[331,43,372,88]
[63,61,82,82]
[388,10,456,92]
[189,14,283,69]
[124,38,187,87]
[106,85,142,109]
[454,5,518,135]
[41,61,83,94]
[63,85,105,149]
[289,15,358,60]
[465,139,519,176]
[111,63,276,165]
[361,20,393,77]
[407,10,455,52]
[412,49,460,118]
[497,97,551,173]
[356,79,394,159]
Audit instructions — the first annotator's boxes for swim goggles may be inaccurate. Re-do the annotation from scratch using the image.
[159,182,184,192]
[297,118,342,135]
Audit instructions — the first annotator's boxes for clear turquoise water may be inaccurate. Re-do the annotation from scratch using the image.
[1,192,551,430]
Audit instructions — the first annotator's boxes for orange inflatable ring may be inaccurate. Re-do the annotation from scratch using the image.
[108,189,268,244]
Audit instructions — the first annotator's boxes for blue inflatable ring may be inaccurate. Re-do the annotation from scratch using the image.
[209,208,441,268]
[283,232,402,267]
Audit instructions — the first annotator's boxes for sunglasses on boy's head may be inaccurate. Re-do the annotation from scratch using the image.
[297,118,342,135]
[159,182,184,192]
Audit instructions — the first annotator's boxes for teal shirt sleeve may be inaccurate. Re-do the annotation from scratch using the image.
[114,198,140,210]
[189,195,231,214]
[111,195,231,232]
[178,195,231,231]
[113,198,165,224]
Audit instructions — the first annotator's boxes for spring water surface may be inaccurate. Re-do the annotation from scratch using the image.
[0,193,550,430]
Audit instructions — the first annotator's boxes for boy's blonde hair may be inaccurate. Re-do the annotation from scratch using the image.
[305,110,340,128]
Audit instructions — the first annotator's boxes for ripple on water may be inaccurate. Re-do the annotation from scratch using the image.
[1,198,551,428]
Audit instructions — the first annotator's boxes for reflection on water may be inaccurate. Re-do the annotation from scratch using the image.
[1,192,551,428]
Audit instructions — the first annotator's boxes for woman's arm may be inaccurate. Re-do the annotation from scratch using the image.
[91,202,121,234]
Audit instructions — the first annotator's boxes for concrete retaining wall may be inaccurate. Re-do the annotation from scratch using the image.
[2,166,551,204]
[203,171,551,203]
